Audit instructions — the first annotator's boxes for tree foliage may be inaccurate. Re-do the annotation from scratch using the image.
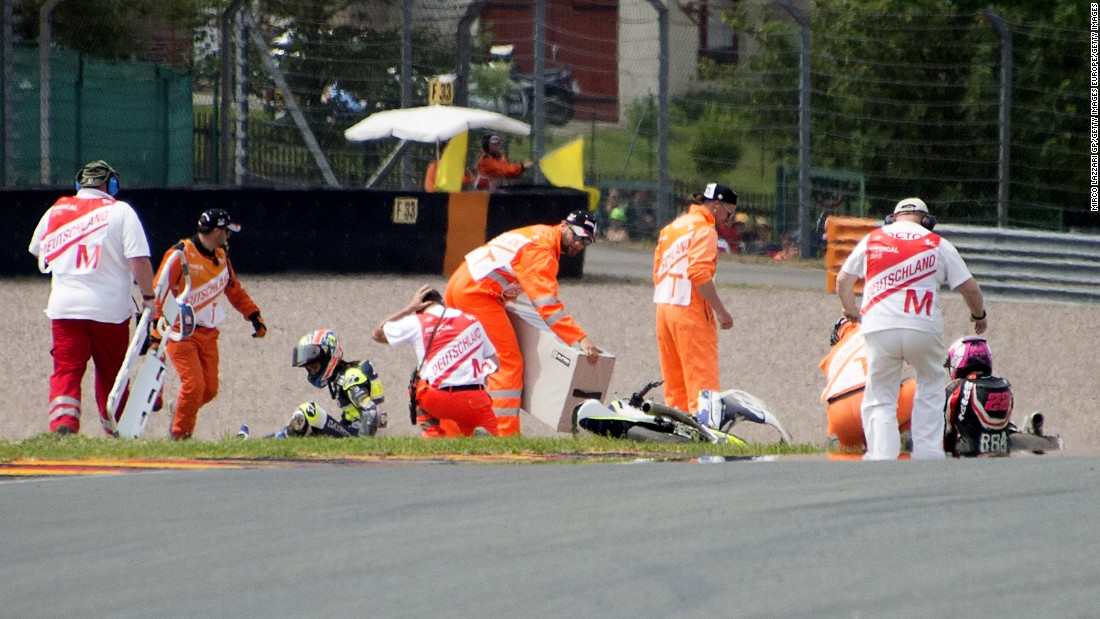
[253,0,458,115]
[16,0,224,63]
[690,104,743,177]
[709,0,1087,217]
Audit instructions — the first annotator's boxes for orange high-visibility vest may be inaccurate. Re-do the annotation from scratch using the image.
[653,204,719,308]
[462,224,586,344]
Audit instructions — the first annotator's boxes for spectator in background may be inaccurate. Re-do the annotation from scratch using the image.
[596,187,625,237]
[771,232,800,260]
[749,217,782,255]
[812,203,840,258]
[733,213,750,251]
[607,204,630,243]
[716,211,743,254]
[628,189,659,241]
[28,160,157,435]
[475,133,532,191]
[739,214,758,248]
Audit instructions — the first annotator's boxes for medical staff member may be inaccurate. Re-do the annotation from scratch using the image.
[836,197,987,460]
[28,160,156,435]
[373,284,500,438]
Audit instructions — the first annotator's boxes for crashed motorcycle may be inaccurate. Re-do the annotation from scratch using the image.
[572,380,792,446]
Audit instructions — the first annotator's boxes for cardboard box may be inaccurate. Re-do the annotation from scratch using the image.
[506,299,616,433]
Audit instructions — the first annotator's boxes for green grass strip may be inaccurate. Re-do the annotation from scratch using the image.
[0,432,823,463]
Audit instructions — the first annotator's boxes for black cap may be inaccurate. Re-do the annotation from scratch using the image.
[692,183,737,205]
[565,210,597,239]
[198,208,241,233]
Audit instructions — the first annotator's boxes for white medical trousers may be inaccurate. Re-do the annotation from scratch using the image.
[861,328,947,460]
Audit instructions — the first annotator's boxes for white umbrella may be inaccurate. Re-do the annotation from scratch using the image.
[343,104,530,143]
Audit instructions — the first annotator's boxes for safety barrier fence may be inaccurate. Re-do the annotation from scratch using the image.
[825,218,1100,304]
[935,225,1100,304]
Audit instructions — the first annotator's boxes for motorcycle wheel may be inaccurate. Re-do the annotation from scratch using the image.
[626,426,692,443]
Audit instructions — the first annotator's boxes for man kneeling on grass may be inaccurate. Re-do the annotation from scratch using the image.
[372,285,501,438]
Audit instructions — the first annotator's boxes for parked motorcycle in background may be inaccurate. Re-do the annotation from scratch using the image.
[468,44,580,126]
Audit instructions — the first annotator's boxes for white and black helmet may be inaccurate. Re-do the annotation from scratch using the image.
[198,208,241,233]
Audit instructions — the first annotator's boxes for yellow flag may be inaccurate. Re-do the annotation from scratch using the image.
[539,137,584,190]
[584,186,601,211]
[435,131,469,193]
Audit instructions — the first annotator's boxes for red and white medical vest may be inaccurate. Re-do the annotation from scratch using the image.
[391,307,497,388]
[860,227,942,330]
[29,191,151,322]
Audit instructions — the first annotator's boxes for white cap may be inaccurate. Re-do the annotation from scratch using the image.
[893,197,928,214]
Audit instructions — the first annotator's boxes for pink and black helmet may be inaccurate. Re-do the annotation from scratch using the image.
[945,336,993,379]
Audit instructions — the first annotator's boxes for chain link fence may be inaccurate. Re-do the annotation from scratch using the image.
[3,1,1091,241]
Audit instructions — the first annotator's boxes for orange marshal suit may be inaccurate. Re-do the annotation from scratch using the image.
[154,238,260,439]
[652,204,721,413]
[820,320,914,450]
[444,224,586,435]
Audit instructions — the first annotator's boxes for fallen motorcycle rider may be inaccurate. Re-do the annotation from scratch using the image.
[573,380,792,445]
[943,336,1061,456]
[237,330,386,439]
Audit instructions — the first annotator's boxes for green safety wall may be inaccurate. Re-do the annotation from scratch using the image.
[1,44,193,188]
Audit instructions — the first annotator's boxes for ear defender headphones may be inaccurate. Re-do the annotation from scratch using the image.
[74,161,120,197]
[885,212,936,230]
[106,173,120,197]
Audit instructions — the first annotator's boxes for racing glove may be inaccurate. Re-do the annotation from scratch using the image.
[249,312,267,338]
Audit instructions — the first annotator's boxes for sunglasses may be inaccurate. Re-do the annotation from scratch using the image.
[569,225,594,245]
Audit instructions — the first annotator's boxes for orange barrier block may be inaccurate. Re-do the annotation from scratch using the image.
[824,216,879,293]
[443,192,490,277]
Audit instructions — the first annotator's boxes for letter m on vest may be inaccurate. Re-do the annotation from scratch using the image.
[904,289,934,315]
[76,244,101,270]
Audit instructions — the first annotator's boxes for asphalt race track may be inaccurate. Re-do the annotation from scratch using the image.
[2,456,1098,618]
[3,244,1098,618]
